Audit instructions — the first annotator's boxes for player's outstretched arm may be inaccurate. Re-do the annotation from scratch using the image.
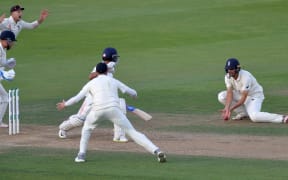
[38,9,48,24]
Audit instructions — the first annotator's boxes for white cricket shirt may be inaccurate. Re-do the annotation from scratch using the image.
[0,44,7,71]
[225,70,264,99]
[65,75,137,110]
[0,16,39,37]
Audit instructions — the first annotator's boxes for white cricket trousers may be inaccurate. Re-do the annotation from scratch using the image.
[78,106,159,154]
[0,83,8,124]
[218,90,283,123]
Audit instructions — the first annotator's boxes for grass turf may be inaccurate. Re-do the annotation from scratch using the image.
[0,0,288,179]
[1,147,288,180]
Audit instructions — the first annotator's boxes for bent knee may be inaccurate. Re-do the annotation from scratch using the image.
[248,112,258,122]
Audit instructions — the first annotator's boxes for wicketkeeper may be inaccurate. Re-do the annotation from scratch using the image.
[0,30,17,127]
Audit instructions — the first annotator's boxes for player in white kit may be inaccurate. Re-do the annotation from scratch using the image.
[218,58,288,123]
[57,62,167,163]
[0,30,17,127]
[58,47,128,142]
[0,5,48,37]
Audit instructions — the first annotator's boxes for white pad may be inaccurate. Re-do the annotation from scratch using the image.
[114,123,126,139]
[0,99,8,123]
[59,115,84,131]
[114,98,127,139]
[119,98,127,114]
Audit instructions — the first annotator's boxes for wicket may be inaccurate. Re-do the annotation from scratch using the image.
[8,88,20,135]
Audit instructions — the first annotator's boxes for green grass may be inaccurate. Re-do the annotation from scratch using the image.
[1,147,288,180]
[1,0,288,179]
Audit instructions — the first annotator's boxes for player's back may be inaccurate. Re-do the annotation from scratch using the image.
[89,75,119,110]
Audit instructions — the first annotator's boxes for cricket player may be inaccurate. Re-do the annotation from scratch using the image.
[57,62,167,163]
[218,58,288,123]
[58,47,128,142]
[0,5,48,37]
[0,30,17,127]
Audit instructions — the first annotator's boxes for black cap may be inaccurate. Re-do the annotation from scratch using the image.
[96,62,108,74]
[10,5,25,13]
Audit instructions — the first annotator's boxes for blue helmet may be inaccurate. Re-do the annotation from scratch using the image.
[0,30,17,42]
[102,47,119,62]
[225,58,240,73]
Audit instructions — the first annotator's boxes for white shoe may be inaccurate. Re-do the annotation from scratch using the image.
[232,113,248,120]
[75,153,85,163]
[283,115,288,123]
[0,122,8,128]
[58,130,67,138]
[155,150,167,163]
[113,136,128,143]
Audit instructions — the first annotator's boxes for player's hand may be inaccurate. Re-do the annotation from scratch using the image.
[38,9,48,24]
[0,14,5,23]
[56,100,65,111]
[89,72,98,80]
[220,108,231,121]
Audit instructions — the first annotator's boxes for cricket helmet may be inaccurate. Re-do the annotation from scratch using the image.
[225,58,240,73]
[102,47,119,62]
[0,30,17,42]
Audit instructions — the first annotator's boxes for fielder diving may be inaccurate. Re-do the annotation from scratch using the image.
[218,58,288,123]
[57,62,166,163]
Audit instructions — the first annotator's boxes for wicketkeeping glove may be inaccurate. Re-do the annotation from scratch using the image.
[6,58,16,69]
[0,69,16,81]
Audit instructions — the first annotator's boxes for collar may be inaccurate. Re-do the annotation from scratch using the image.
[8,16,17,24]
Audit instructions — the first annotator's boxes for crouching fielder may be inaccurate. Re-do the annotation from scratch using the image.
[57,63,166,163]
[218,58,288,123]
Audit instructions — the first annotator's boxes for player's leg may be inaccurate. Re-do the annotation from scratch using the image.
[109,107,166,162]
[0,84,8,127]
[58,115,84,138]
[113,98,128,142]
[218,90,248,120]
[58,95,92,138]
[245,97,284,123]
[75,110,102,162]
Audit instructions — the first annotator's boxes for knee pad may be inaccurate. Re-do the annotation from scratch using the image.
[59,115,84,131]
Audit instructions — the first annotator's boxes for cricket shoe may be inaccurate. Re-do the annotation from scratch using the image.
[283,115,288,123]
[155,150,167,163]
[113,136,128,143]
[75,153,86,163]
[58,130,67,139]
[232,113,248,120]
[0,122,8,128]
